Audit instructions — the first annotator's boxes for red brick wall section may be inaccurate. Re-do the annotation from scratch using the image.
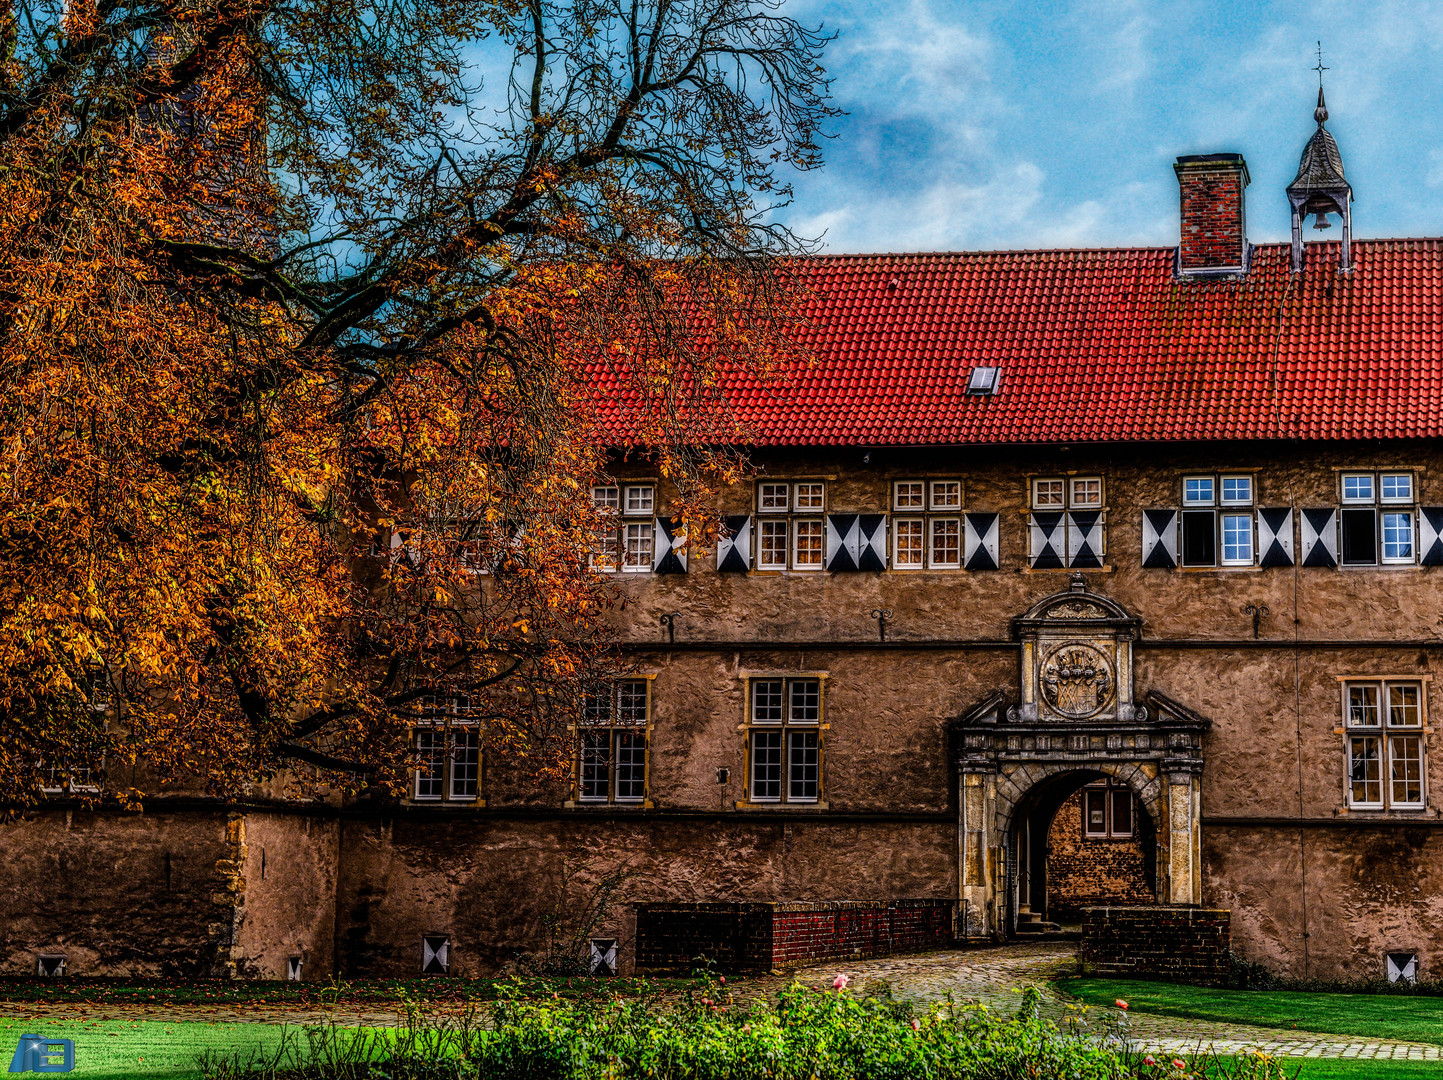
[1175,157,1248,273]
[635,900,953,974]
[1046,790,1154,921]
[1080,906,1232,985]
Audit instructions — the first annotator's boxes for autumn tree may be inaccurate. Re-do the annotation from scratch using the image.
[0,0,832,805]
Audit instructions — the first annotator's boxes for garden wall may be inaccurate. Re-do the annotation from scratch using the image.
[1080,905,1230,984]
[636,899,954,973]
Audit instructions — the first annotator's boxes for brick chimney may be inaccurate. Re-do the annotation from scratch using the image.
[1174,154,1250,276]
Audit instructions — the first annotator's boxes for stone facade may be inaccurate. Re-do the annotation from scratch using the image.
[3,444,1443,982]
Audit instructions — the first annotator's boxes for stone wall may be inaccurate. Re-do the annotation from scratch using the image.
[1046,790,1154,922]
[1080,906,1231,984]
[635,900,954,973]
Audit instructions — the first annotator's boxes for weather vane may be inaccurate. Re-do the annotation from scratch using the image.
[1314,41,1329,87]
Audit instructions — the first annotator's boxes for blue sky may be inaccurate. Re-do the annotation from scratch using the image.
[775,0,1443,253]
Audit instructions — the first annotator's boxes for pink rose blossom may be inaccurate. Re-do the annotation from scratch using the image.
[832,974,850,990]
[1173,1059,1187,1070]
[910,1018,921,1031]
[1143,1056,1156,1066]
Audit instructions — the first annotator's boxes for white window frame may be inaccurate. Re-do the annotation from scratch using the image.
[892,517,925,570]
[412,699,483,803]
[577,679,650,805]
[791,517,824,571]
[1381,472,1415,505]
[746,676,823,805]
[622,521,654,573]
[623,484,655,517]
[753,481,827,570]
[1219,511,1255,566]
[1031,477,1066,509]
[895,479,966,569]
[1070,477,1104,509]
[893,481,926,511]
[1182,476,1216,507]
[757,518,789,570]
[1381,510,1416,565]
[928,517,961,569]
[1179,474,1256,568]
[929,480,962,510]
[1344,679,1427,811]
[1338,472,1418,567]
[758,482,791,513]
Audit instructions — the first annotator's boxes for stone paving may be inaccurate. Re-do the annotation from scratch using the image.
[776,941,1442,1061]
[1,941,1439,1060]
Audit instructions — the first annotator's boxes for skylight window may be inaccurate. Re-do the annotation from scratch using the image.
[967,366,1000,396]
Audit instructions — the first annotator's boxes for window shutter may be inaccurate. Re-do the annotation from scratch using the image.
[1421,508,1443,566]
[1141,510,1178,568]
[1257,508,1295,567]
[1029,512,1065,569]
[857,515,888,571]
[717,515,752,573]
[1067,510,1104,569]
[1301,508,1338,567]
[652,518,687,574]
[825,514,860,572]
[963,512,999,570]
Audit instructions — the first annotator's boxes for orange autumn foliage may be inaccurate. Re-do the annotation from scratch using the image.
[0,0,832,805]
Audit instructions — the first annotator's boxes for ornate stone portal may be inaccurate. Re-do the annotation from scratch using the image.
[952,578,1210,938]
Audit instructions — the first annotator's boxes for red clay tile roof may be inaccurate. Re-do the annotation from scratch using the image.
[589,238,1443,445]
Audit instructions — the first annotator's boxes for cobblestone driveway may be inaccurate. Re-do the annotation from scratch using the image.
[779,942,1441,1061]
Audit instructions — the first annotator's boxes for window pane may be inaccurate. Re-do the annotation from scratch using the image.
[894,519,924,568]
[789,679,821,723]
[1382,512,1414,562]
[1221,513,1253,564]
[758,483,789,512]
[592,486,619,510]
[1342,474,1374,502]
[895,481,925,509]
[1349,736,1383,805]
[1220,476,1253,505]
[930,518,961,567]
[1389,736,1424,806]
[1381,473,1414,503]
[758,520,788,568]
[415,729,445,799]
[1110,789,1133,837]
[794,482,825,510]
[623,523,653,571]
[751,680,785,723]
[583,686,612,724]
[617,680,648,725]
[930,481,961,509]
[1033,479,1064,508]
[580,730,610,800]
[1071,478,1102,507]
[1340,508,1377,565]
[788,731,819,801]
[751,731,783,800]
[624,485,654,515]
[450,729,480,799]
[1388,684,1421,727]
[589,526,618,572]
[1083,789,1108,837]
[615,732,646,801]
[1348,685,1380,727]
[794,520,823,568]
[1184,477,1215,505]
[1181,510,1217,566]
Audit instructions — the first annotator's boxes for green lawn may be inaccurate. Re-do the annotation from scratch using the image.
[1291,1064,1441,1080]
[0,1016,298,1078]
[1062,976,1443,1046]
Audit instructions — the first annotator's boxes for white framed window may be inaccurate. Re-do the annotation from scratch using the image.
[1032,478,1065,509]
[412,697,482,803]
[1345,680,1426,810]
[589,486,620,572]
[1339,472,1417,567]
[622,522,653,572]
[624,484,655,516]
[1032,476,1103,510]
[748,677,822,804]
[1070,477,1103,508]
[1180,474,1256,568]
[893,481,925,510]
[1029,476,1105,567]
[893,518,924,569]
[1082,781,1133,839]
[577,680,649,804]
[929,518,961,569]
[753,481,826,569]
[930,481,962,510]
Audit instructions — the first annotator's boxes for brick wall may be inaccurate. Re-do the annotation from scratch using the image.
[1174,155,1248,273]
[1080,906,1231,984]
[1046,790,1154,922]
[636,900,953,973]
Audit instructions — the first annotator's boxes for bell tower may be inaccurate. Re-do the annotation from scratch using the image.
[1287,82,1353,273]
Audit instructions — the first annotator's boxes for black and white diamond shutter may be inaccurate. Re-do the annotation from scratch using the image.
[963,513,999,570]
[1257,508,1295,567]
[716,515,751,573]
[1420,508,1443,566]
[1141,510,1178,568]
[1301,508,1338,567]
[652,518,687,574]
[825,514,888,572]
[1029,511,1065,569]
[1067,511,1104,569]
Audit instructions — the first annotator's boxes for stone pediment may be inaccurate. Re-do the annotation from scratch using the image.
[1013,578,1140,725]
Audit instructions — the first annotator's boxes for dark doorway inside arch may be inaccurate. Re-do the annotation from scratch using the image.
[1007,770,1157,935]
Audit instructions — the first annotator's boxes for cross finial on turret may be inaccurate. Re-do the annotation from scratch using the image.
[1313,43,1330,124]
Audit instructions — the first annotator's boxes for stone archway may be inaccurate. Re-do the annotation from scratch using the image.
[951,579,1210,939]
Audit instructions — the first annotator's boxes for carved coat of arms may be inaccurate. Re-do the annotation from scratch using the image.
[1040,642,1114,719]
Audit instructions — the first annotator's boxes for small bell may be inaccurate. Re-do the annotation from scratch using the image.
[1313,212,1331,230]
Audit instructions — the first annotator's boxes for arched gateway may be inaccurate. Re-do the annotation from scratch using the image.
[952,578,1210,938]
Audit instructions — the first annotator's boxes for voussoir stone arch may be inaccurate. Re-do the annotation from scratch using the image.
[993,760,1165,839]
